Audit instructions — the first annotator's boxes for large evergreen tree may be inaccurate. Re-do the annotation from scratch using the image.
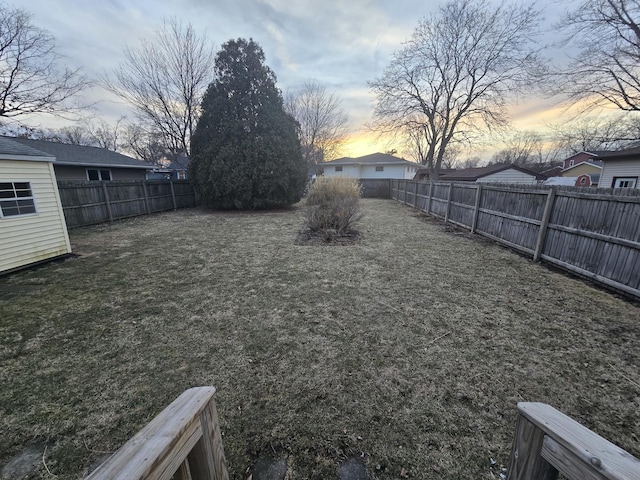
[189,38,306,209]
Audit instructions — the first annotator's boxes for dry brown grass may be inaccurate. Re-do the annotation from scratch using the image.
[0,199,638,479]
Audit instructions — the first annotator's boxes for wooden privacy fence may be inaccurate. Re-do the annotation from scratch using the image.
[57,179,196,228]
[86,386,228,480]
[391,180,640,300]
[507,402,640,479]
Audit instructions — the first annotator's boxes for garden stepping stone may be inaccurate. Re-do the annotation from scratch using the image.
[251,458,287,480]
[337,456,372,480]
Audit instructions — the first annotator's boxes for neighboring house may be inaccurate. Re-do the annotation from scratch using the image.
[561,161,602,178]
[5,136,154,181]
[599,146,640,188]
[323,153,419,179]
[561,151,607,170]
[147,156,190,180]
[438,164,543,184]
[413,167,457,181]
[540,165,563,178]
[0,137,71,274]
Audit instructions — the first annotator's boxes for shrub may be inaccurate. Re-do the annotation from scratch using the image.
[189,39,307,209]
[305,177,362,235]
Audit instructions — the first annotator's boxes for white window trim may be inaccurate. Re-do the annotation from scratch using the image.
[613,176,638,188]
[86,168,113,181]
[375,166,384,172]
[335,166,343,172]
[0,181,38,219]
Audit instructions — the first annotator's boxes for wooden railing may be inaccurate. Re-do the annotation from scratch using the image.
[507,402,640,480]
[86,387,228,480]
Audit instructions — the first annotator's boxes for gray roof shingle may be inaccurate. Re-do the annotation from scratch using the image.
[0,136,54,159]
[4,136,154,169]
[327,152,417,166]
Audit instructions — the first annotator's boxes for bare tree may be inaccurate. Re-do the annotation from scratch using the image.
[549,114,640,153]
[0,4,88,118]
[560,0,640,111]
[121,124,170,166]
[370,0,543,179]
[285,80,348,168]
[104,19,215,158]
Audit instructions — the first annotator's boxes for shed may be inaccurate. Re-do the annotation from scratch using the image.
[0,137,71,274]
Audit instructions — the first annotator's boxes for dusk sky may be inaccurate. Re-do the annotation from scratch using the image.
[20,0,586,159]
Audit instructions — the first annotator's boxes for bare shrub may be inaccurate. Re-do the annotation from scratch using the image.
[305,177,362,235]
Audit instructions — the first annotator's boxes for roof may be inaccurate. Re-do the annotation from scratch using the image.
[544,176,578,186]
[327,152,417,166]
[4,136,154,169]
[563,150,612,161]
[561,161,603,173]
[439,163,543,181]
[0,136,55,162]
[598,146,640,161]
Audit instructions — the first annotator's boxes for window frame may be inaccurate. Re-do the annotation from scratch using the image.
[176,171,186,180]
[0,181,38,219]
[612,176,638,188]
[86,168,112,181]
[335,166,343,172]
[375,166,384,172]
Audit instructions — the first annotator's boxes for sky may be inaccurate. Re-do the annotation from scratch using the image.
[18,0,579,160]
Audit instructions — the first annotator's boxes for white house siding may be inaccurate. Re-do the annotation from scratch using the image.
[0,160,71,274]
[324,164,359,178]
[476,169,537,185]
[600,160,640,188]
[324,163,418,179]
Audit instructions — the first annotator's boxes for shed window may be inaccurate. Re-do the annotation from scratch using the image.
[0,182,37,218]
[87,169,112,181]
[613,177,638,188]
[375,166,384,172]
[335,166,343,172]
[176,171,186,180]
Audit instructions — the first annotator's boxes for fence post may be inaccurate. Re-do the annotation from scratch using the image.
[141,181,151,214]
[471,184,483,233]
[414,181,419,208]
[188,397,229,480]
[533,187,557,262]
[444,183,453,223]
[427,182,433,214]
[101,181,113,222]
[169,179,178,210]
[506,413,559,480]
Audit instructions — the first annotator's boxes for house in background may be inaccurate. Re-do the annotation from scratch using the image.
[147,156,190,180]
[0,137,71,274]
[561,151,607,170]
[413,167,457,181]
[599,147,640,188]
[323,153,419,179]
[437,164,543,184]
[5,136,154,181]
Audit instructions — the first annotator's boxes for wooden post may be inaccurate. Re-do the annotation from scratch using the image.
[506,414,559,480]
[444,183,453,223]
[471,184,483,233]
[427,182,433,214]
[533,187,557,262]
[414,181,419,208]
[169,180,178,210]
[188,398,229,480]
[101,181,113,222]
[142,181,151,214]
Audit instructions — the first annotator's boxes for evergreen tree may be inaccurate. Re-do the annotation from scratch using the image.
[190,38,306,209]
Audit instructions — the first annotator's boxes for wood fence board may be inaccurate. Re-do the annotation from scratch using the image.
[392,180,640,299]
[58,180,196,228]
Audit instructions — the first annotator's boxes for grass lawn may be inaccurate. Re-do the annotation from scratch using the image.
[1,198,639,479]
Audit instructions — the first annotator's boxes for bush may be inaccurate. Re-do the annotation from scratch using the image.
[305,177,362,234]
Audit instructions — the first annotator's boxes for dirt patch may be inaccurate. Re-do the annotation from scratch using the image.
[295,227,363,246]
